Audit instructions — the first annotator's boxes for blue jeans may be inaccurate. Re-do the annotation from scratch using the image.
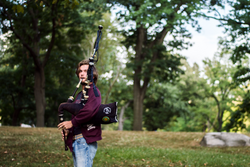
[72,137,97,167]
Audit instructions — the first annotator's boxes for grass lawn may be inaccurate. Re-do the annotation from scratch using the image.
[0,126,250,167]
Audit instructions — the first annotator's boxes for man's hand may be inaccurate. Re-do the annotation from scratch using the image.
[58,121,73,130]
[61,129,69,141]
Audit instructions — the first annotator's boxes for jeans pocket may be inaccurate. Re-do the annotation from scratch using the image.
[73,138,90,167]
[76,137,86,145]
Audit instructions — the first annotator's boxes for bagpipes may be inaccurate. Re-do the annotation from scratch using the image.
[58,25,118,151]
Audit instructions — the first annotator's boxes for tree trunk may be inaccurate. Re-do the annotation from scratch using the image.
[34,68,46,127]
[132,25,145,131]
[133,79,145,131]
[118,101,131,131]
[218,115,223,132]
[12,108,22,126]
[12,66,27,126]
[118,112,124,131]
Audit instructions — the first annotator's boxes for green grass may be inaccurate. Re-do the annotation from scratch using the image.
[1,127,250,167]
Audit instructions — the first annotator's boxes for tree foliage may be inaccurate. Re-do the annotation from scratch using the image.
[202,54,241,132]
[203,0,250,132]
[224,87,250,132]
[144,81,188,131]
[206,0,250,80]
[163,60,212,132]
[0,34,35,126]
[109,0,209,130]
[0,0,109,126]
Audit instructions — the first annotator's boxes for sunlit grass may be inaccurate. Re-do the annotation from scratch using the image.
[0,127,250,167]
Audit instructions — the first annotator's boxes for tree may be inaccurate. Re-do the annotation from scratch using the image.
[0,0,108,126]
[0,33,36,126]
[144,81,188,131]
[223,58,250,132]
[171,60,212,132]
[225,86,250,132]
[109,0,209,130]
[203,0,250,132]
[206,0,250,80]
[203,54,239,132]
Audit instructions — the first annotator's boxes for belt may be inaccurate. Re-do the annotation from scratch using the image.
[73,134,83,140]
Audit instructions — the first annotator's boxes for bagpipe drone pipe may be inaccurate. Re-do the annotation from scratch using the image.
[58,25,118,151]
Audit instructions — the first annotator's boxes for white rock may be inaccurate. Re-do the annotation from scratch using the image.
[20,123,32,128]
[200,132,250,147]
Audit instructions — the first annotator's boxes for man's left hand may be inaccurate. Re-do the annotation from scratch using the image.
[58,121,73,130]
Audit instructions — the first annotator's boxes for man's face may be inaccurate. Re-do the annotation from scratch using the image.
[78,65,89,82]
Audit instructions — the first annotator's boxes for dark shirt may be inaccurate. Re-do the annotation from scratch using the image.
[73,93,83,135]
[66,84,102,152]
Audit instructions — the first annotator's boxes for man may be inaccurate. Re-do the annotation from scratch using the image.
[58,59,102,167]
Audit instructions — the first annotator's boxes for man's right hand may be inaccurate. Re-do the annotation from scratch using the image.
[61,129,69,141]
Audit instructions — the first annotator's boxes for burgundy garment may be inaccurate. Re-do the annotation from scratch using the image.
[65,84,102,152]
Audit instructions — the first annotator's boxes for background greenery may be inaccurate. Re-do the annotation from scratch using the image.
[0,0,250,132]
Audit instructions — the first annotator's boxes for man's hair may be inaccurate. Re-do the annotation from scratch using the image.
[75,59,98,85]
